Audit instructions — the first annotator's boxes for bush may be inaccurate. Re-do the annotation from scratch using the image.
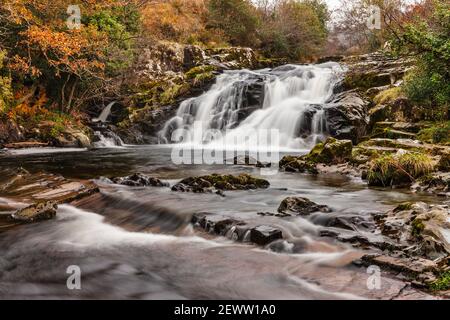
[417,122,450,144]
[0,50,13,114]
[367,152,435,187]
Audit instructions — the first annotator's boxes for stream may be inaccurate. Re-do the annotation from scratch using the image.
[0,62,442,299]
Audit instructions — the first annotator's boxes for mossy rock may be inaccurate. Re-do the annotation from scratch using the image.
[305,137,353,164]
[173,173,270,192]
[279,155,318,174]
[367,152,435,187]
[438,153,450,171]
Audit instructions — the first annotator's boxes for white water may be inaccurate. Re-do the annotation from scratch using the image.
[93,101,116,123]
[160,63,342,151]
[93,131,125,148]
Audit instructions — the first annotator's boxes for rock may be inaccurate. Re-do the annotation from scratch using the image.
[361,254,438,276]
[0,119,24,146]
[111,173,169,187]
[305,137,353,164]
[372,121,425,134]
[279,155,318,173]
[250,226,283,246]
[172,174,270,193]
[3,141,49,149]
[11,201,57,223]
[412,172,450,196]
[278,196,331,215]
[324,90,370,144]
[206,47,258,69]
[191,213,282,246]
[376,202,450,259]
[183,45,206,69]
[438,153,450,171]
[52,126,92,148]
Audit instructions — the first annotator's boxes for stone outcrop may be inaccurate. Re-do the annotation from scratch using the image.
[277,196,331,215]
[111,173,169,187]
[324,91,370,144]
[11,201,57,223]
[172,173,270,194]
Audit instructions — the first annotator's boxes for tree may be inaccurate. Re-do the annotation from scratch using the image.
[207,0,260,46]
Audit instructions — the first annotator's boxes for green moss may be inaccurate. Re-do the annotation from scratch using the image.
[367,152,435,187]
[417,122,450,145]
[343,72,391,91]
[305,137,353,164]
[393,202,413,212]
[428,271,450,291]
[411,218,425,237]
[185,65,217,79]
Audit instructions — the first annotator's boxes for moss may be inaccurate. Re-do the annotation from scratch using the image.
[367,152,435,187]
[179,173,270,191]
[343,71,391,91]
[393,202,413,212]
[373,87,403,105]
[305,137,353,164]
[428,271,450,291]
[417,121,450,145]
[411,218,425,237]
[185,65,217,79]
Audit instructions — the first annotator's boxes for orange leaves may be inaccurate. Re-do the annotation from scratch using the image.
[8,89,49,121]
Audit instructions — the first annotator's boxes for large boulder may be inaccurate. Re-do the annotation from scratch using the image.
[324,90,370,144]
[278,196,331,215]
[306,137,353,164]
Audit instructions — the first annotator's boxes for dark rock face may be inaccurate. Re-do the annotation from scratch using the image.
[278,197,331,215]
[172,174,270,193]
[11,201,57,223]
[111,173,169,187]
[250,226,283,245]
[0,119,24,147]
[183,45,206,70]
[324,91,370,144]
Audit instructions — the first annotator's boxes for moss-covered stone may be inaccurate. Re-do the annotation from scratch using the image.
[367,152,435,187]
[279,155,318,174]
[172,173,270,193]
[305,137,353,164]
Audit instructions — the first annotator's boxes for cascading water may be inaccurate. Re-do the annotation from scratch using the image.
[159,62,342,151]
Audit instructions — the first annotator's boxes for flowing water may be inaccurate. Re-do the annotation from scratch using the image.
[0,63,440,299]
[159,63,340,151]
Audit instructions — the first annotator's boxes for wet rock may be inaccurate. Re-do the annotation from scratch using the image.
[11,201,57,223]
[51,125,92,148]
[361,254,438,276]
[172,174,269,193]
[305,137,353,165]
[412,172,450,196]
[191,213,283,246]
[376,202,450,259]
[231,155,271,168]
[324,90,370,144]
[0,119,24,147]
[112,173,169,187]
[250,226,283,246]
[3,141,49,149]
[278,197,331,216]
[279,155,318,174]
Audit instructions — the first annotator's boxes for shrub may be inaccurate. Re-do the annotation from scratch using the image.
[367,152,435,187]
[417,122,450,144]
[373,87,403,105]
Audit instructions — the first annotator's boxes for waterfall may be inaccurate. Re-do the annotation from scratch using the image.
[93,131,124,148]
[93,101,116,123]
[159,62,342,151]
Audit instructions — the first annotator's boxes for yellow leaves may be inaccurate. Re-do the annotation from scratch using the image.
[8,90,49,121]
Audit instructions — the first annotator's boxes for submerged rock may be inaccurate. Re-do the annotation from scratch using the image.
[278,197,331,216]
[112,173,169,187]
[191,213,283,246]
[172,174,270,193]
[11,201,57,223]
[250,226,283,245]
